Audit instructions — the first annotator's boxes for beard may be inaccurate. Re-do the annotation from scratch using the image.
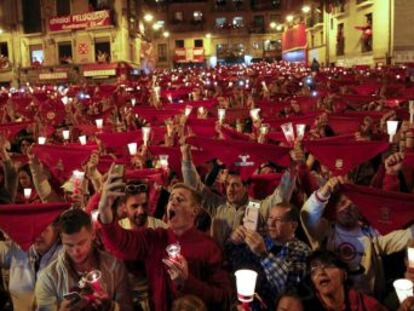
[133,213,148,227]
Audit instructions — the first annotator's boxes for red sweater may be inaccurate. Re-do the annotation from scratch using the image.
[99,222,233,311]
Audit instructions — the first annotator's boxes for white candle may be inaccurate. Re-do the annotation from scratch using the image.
[95,119,103,129]
[184,106,193,117]
[393,279,413,303]
[142,127,151,145]
[38,136,46,145]
[234,269,258,303]
[159,154,169,169]
[387,120,399,143]
[131,98,136,107]
[128,142,138,155]
[62,130,70,140]
[79,135,87,145]
[250,108,261,121]
[260,124,269,135]
[24,188,32,200]
[218,108,226,123]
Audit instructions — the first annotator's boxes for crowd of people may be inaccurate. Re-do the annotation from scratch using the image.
[0,60,413,311]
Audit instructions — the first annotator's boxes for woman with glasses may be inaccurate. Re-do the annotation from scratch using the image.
[306,250,387,311]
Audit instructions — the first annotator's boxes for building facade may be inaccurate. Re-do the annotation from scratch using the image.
[0,0,145,86]
[149,0,285,68]
[304,0,414,67]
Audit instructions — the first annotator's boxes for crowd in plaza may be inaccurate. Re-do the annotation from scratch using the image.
[0,60,413,311]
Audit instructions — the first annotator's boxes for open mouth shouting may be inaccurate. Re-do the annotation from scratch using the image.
[168,209,177,221]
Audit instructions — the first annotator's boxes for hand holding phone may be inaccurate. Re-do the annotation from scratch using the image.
[63,291,82,304]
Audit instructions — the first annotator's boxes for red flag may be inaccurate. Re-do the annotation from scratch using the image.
[32,144,96,181]
[0,202,70,251]
[304,139,389,175]
[341,184,414,234]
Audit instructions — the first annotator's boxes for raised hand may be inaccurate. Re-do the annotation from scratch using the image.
[384,152,404,175]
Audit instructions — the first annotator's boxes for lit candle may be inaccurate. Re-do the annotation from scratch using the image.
[387,120,399,143]
[128,142,137,155]
[218,108,226,124]
[159,154,169,169]
[184,105,193,117]
[131,98,136,107]
[38,136,46,145]
[393,279,413,303]
[79,135,87,145]
[24,188,32,200]
[142,127,151,145]
[260,124,269,135]
[234,269,258,303]
[250,108,261,121]
[95,119,103,129]
[62,130,70,140]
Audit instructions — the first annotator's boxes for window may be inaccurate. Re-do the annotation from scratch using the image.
[30,44,44,65]
[58,42,72,64]
[194,39,203,48]
[158,44,167,62]
[57,0,71,16]
[336,23,345,56]
[89,0,110,11]
[216,17,226,28]
[175,40,184,48]
[174,11,183,22]
[0,42,8,58]
[233,17,244,28]
[252,15,264,32]
[362,13,373,53]
[95,39,110,63]
[193,11,203,22]
[22,0,42,33]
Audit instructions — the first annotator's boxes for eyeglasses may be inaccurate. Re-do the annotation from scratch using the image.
[310,263,338,276]
[125,183,147,193]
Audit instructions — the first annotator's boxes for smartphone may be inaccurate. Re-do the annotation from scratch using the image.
[244,201,260,231]
[63,292,82,304]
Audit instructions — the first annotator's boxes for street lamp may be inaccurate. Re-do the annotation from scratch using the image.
[206,33,212,38]
[144,13,154,23]
[302,5,311,14]
[286,15,294,23]
[270,22,277,29]
[163,31,170,38]
[276,24,283,31]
